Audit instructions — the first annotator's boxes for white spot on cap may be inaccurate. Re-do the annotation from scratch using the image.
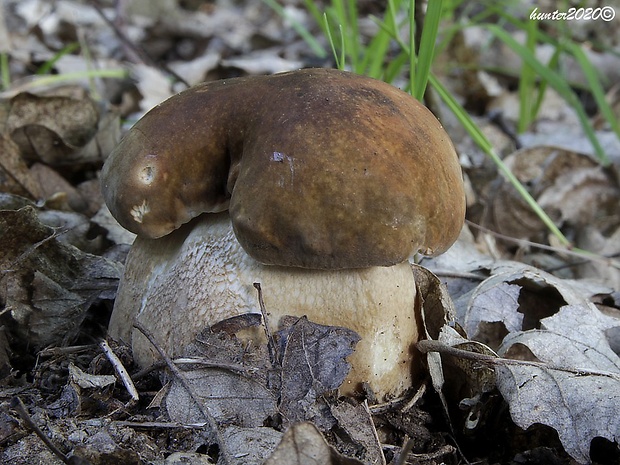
[131,200,150,224]
[139,165,156,185]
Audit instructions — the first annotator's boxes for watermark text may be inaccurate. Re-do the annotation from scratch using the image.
[530,6,615,21]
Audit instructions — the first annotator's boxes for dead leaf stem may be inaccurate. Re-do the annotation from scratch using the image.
[253,282,280,365]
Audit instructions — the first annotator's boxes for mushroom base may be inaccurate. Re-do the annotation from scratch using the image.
[108,213,421,399]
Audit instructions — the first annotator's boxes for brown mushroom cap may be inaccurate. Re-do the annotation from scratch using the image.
[101,68,465,269]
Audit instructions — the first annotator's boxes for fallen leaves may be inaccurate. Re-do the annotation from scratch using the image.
[0,204,121,350]
[497,306,620,463]
[157,315,381,464]
[420,258,620,464]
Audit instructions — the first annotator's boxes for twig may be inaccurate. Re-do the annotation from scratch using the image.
[98,339,139,407]
[172,357,254,376]
[91,1,190,88]
[133,321,233,465]
[368,381,426,414]
[417,339,620,381]
[467,220,620,269]
[387,442,457,464]
[253,282,280,365]
[11,397,92,465]
[115,420,209,429]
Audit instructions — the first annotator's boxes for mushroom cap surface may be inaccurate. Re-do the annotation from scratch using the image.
[101,68,465,269]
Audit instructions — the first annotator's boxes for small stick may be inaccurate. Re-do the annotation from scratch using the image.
[417,339,620,381]
[98,339,139,407]
[253,282,280,365]
[11,397,92,465]
[133,321,233,465]
[466,220,620,269]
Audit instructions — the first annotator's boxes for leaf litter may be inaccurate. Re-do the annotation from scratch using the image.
[1,1,620,464]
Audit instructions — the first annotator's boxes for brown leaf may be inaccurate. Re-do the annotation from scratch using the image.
[164,328,277,427]
[0,134,41,198]
[265,422,364,465]
[6,92,99,165]
[0,205,122,351]
[278,317,360,429]
[491,146,620,240]
[29,163,88,212]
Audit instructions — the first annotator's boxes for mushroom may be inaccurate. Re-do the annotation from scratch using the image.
[102,68,465,399]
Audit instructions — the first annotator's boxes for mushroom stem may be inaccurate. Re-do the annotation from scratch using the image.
[108,213,420,399]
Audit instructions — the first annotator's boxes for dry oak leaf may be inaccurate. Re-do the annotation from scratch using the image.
[497,303,620,464]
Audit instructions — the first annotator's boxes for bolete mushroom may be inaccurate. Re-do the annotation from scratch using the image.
[103,68,465,399]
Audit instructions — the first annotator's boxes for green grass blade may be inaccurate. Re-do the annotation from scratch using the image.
[262,0,327,58]
[530,48,560,121]
[0,52,9,90]
[323,13,344,69]
[346,0,360,72]
[408,0,415,94]
[517,19,538,132]
[485,24,610,166]
[412,0,442,100]
[429,72,571,247]
[36,42,81,75]
[362,26,393,79]
[21,69,128,89]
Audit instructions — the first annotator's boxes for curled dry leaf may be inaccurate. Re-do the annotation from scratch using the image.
[6,92,99,163]
[497,303,620,464]
[0,204,122,352]
[464,280,521,345]
[3,89,119,168]
[462,262,598,350]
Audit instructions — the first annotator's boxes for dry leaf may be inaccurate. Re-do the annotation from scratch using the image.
[491,146,620,241]
[464,277,521,348]
[577,225,620,289]
[328,400,384,465]
[7,92,100,164]
[68,363,116,390]
[0,133,41,198]
[0,204,122,351]
[220,426,283,465]
[265,422,364,465]
[165,328,277,427]
[497,304,620,464]
[278,317,360,429]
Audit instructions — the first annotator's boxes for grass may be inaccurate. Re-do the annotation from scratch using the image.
[0,43,127,95]
[264,0,619,251]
